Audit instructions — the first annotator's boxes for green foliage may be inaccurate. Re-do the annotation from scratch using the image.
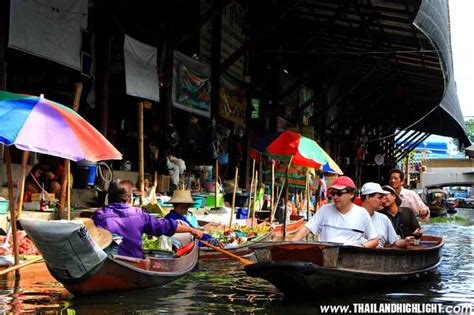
[428,215,466,223]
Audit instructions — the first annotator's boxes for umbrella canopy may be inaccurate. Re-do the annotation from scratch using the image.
[0,90,122,162]
[254,130,342,174]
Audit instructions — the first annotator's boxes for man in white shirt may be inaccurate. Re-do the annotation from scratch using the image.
[388,168,429,222]
[360,182,410,248]
[290,176,379,248]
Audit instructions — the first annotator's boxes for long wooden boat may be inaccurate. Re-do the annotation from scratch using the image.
[244,235,443,296]
[199,231,272,260]
[19,219,199,296]
[271,215,305,236]
[58,246,199,296]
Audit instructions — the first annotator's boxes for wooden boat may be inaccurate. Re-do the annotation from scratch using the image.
[19,218,199,296]
[244,235,443,296]
[271,215,305,236]
[426,189,448,217]
[199,231,272,260]
[58,244,199,296]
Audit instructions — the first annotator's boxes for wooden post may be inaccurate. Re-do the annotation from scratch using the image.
[72,82,83,112]
[5,147,19,266]
[228,168,239,229]
[16,151,29,219]
[215,159,219,209]
[138,101,145,199]
[270,160,275,222]
[59,82,83,219]
[248,159,256,214]
[306,171,310,221]
[282,157,293,240]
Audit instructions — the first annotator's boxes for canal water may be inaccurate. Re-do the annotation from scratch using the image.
[0,209,472,313]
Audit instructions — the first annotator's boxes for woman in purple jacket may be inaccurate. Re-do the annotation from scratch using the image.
[92,179,202,258]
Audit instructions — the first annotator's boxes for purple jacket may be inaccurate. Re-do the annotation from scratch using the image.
[92,203,178,258]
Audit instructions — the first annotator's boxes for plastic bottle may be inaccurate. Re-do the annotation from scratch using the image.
[39,184,47,211]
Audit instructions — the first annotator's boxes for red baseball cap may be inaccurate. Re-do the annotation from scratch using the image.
[329,176,356,190]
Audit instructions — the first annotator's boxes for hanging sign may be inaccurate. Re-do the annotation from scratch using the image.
[172,51,211,117]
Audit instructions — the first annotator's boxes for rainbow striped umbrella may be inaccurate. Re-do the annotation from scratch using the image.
[254,130,342,174]
[0,90,122,161]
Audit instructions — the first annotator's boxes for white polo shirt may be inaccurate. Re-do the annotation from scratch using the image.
[305,204,378,246]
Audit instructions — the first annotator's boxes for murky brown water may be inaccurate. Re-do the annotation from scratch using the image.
[0,209,473,314]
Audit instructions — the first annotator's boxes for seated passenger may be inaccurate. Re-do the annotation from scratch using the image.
[25,155,64,199]
[360,182,412,248]
[165,190,223,248]
[92,179,203,259]
[290,176,379,248]
[380,185,422,239]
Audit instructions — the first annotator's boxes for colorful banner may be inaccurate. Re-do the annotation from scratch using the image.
[172,51,211,117]
[219,75,246,125]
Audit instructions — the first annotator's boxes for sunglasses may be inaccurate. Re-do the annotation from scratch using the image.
[329,190,348,197]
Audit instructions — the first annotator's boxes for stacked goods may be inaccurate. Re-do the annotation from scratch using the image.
[0,231,40,256]
[208,224,270,248]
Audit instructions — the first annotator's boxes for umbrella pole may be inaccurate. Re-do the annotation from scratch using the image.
[66,161,71,220]
[228,167,238,229]
[16,151,29,219]
[5,147,19,266]
[270,160,275,223]
[283,157,293,240]
[215,159,218,209]
[138,101,145,201]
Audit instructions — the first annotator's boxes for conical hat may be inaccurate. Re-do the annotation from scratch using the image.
[168,190,195,204]
[75,218,113,249]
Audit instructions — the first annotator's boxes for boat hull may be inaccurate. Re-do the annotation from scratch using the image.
[245,236,443,295]
[53,241,199,296]
[245,260,440,296]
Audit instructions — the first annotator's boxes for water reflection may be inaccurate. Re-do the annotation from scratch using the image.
[0,210,472,313]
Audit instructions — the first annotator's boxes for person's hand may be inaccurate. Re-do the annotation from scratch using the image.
[191,228,203,239]
[414,227,423,234]
[207,237,224,248]
[404,236,415,246]
[45,172,55,180]
[419,209,429,217]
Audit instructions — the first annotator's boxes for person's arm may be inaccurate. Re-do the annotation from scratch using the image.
[410,210,421,235]
[362,212,379,248]
[412,191,430,220]
[175,224,203,239]
[289,206,324,241]
[361,237,379,248]
[288,226,311,241]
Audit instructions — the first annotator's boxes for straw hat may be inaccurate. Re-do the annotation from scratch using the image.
[168,190,195,204]
[75,218,113,249]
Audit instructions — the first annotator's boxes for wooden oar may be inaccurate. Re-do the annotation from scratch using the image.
[0,256,43,276]
[201,241,253,265]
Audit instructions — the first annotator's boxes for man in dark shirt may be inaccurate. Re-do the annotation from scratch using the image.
[380,185,421,239]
